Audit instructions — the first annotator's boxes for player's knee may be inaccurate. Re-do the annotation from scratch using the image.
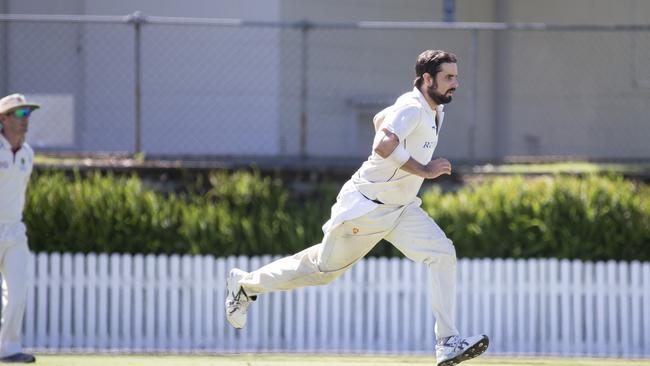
[319,271,341,285]
[316,260,346,275]
[316,259,349,284]
[422,238,457,268]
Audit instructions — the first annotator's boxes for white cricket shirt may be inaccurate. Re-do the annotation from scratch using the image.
[0,134,33,224]
[322,87,445,233]
[352,87,444,205]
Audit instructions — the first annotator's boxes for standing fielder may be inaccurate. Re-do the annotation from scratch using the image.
[0,94,38,364]
[225,50,489,366]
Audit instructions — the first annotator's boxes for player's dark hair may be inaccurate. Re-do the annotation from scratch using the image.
[413,50,458,88]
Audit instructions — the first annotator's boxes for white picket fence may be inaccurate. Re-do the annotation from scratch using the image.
[17,253,650,357]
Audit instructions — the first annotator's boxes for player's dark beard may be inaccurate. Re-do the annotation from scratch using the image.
[427,83,455,105]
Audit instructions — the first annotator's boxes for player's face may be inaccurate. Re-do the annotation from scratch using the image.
[426,62,459,105]
[0,109,31,139]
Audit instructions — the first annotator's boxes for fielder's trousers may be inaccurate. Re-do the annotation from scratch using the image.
[0,222,30,358]
[239,201,459,339]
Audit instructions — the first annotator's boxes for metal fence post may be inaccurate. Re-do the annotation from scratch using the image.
[492,0,509,162]
[128,11,144,155]
[0,2,7,97]
[468,29,478,161]
[298,20,310,159]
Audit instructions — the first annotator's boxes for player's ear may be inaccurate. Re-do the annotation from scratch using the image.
[423,72,434,87]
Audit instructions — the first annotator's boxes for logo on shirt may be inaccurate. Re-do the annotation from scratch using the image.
[20,157,27,171]
[423,141,435,149]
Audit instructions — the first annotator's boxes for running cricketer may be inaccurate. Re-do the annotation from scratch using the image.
[225,50,489,366]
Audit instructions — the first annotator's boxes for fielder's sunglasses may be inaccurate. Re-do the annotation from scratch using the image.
[7,108,33,118]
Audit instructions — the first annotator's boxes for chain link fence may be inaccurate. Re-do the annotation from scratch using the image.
[1,14,649,163]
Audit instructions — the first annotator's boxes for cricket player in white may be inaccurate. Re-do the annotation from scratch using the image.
[0,94,38,364]
[225,50,488,366]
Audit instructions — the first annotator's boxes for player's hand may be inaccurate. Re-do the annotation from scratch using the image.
[423,158,452,179]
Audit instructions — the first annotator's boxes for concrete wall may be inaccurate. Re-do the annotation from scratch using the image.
[277,0,650,160]
[492,0,650,159]
[8,0,279,20]
[3,0,285,154]
[1,0,648,160]
[276,0,499,160]
[84,1,285,155]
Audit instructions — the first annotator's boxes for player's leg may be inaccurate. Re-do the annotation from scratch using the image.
[225,239,362,329]
[0,224,35,363]
[384,203,488,366]
[226,205,400,329]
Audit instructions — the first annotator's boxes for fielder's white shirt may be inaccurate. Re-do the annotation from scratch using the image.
[0,135,33,224]
[323,87,445,233]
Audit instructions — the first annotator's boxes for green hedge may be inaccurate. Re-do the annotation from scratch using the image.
[421,175,650,260]
[26,171,333,255]
[25,171,649,260]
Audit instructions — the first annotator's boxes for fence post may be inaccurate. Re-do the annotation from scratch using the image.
[298,20,310,158]
[0,3,7,97]
[48,253,61,349]
[109,254,121,350]
[128,11,144,155]
[468,29,478,161]
[97,254,109,350]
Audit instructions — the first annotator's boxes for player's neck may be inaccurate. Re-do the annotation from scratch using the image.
[1,130,23,152]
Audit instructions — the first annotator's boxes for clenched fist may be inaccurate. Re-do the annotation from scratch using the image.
[423,158,452,179]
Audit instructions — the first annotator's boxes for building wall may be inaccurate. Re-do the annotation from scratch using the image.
[4,0,285,154]
[275,0,499,160]
[1,0,648,160]
[493,0,650,159]
[277,0,650,160]
[7,0,280,19]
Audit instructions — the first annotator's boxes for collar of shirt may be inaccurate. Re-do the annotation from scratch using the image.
[0,134,12,151]
[412,86,445,119]
[0,134,24,154]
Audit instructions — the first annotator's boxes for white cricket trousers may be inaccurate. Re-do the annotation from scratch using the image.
[239,201,459,339]
[0,222,30,358]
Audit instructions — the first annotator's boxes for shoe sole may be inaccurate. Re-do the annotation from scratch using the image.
[438,335,489,366]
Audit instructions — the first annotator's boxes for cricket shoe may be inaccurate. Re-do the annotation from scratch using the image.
[0,352,36,363]
[225,268,256,329]
[436,334,489,366]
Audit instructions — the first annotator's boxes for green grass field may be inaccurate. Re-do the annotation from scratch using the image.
[34,354,650,366]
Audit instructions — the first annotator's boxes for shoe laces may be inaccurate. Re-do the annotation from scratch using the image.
[442,335,470,353]
[227,288,252,313]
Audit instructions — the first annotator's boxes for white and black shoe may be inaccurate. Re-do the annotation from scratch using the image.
[225,268,256,329]
[0,353,36,363]
[436,334,489,366]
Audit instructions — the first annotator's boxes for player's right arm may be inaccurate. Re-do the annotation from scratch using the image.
[372,106,451,179]
[400,155,452,179]
[372,106,391,132]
